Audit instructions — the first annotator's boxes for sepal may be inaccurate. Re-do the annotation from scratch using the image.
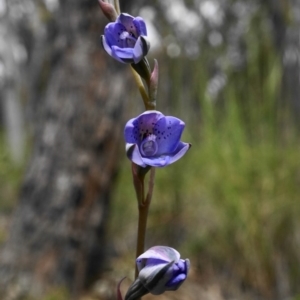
[149,59,159,105]
[131,57,152,82]
[124,278,149,300]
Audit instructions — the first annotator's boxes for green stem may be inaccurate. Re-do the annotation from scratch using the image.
[114,0,120,14]
[145,167,156,206]
[135,202,150,278]
[131,163,145,205]
[130,67,155,110]
[134,167,156,279]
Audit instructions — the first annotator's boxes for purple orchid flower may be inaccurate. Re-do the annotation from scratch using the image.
[124,111,191,168]
[101,13,150,64]
[124,246,190,299]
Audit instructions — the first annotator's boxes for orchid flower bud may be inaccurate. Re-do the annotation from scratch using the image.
[98,0,118,22]
[125,246,190,300]
[149,59,159,104]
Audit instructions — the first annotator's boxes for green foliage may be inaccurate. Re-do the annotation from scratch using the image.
[0,131,27,246]
[41,287,69,300]
[0,131,25,213]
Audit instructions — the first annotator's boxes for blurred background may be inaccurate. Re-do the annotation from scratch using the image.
[0,0,300,299]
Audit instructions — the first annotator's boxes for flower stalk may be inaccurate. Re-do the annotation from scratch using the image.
[114,0,120,15]
[130,67,152,110]
[134,167,155,279]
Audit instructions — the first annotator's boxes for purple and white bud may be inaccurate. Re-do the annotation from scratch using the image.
[125,246,190,300]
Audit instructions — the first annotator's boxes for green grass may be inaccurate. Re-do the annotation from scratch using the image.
[110,7,300,298]
[0,131,26,212]
[112,96,300,297]
[41,288,69,300]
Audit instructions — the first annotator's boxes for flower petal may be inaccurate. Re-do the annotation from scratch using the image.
[141,155,170,167]
[141,142,190,167]
[165,273,187,289]
[124,118,139,144]
[167,142,191,165]
[137,258,171,272]
[134,111,164,138]
[101,35,113,57]
[137,246,180,265]
[133,17,147,36]
[154,116,185,155]
[126,143,147,167]
[165,259,190,290]
[117,13,138,37]
[132,36,150,63]
[104,22,127,48]
[132,37,147,64]
[111,46,135,63]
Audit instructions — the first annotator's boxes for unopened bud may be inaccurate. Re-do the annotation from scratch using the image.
[98,0,118,22]
[149,59,159,104]
[125,246,190,300]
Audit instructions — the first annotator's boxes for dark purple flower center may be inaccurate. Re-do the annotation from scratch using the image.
[140,135,158,157]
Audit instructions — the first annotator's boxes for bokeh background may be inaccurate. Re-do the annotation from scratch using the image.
[0,0,300,299]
